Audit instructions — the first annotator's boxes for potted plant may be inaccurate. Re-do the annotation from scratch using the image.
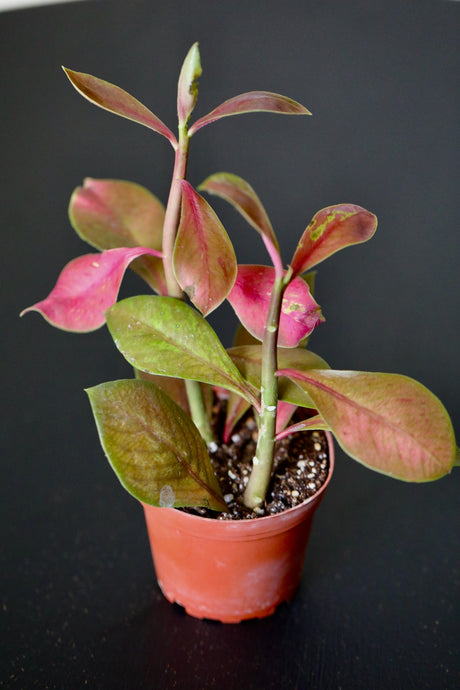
[21,44,457,623]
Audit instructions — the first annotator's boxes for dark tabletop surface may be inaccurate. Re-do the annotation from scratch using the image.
[1,1,459,688]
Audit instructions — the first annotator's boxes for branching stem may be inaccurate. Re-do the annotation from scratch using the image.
[161,124,215,443]
[243,267,292,508]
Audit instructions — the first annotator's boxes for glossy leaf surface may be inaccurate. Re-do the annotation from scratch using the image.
[173,181,237,315]
[291,204,377,276]
[189,91,311,135]
[69,178,166,293]
[228,265,324,347]
[199,172,279,255]
[106,296,259,406]
[87,379,225,510]
[228,345,329,407]
[282,369,456,481]
[63,67,177,146]
[177,42,202,126]
[20,247,161,332]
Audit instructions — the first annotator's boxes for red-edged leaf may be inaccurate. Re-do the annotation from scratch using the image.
[228,265,324,347]
[281,369,456,481]
[275,401,297,435]
[69,178,167,294]
[177,43,202,126]
[291,204,377,276]
[276,414,329,441]
[223,393,251,444]
[173,181,237,315]
[63,67,177,146]
[199,172,279,254]
[69,178,165,250]
[21,247,161,332]
[189,91,311,135]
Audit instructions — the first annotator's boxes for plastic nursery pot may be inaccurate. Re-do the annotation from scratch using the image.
[142,432,334,623]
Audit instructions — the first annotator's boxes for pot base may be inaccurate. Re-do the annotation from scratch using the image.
[142,432,334,623]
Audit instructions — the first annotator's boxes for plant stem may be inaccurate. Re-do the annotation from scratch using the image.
[243,271,289,509]
[162,126,189,298]
[185,380,214,445]
[161,124,215,443]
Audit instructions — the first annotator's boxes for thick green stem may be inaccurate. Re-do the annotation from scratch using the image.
[243,273,288,509]
[161,125,215,443]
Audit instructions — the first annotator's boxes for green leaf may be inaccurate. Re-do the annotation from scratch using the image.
[177,42,202,127]
[86,379,226,510]
[63,67,177,146]
[69,178,166,294]
[281,369,456,481]
[228,345,329,407]
[173,181,237,315]
[291,204,377,276]
[189,91,311,136]
[106,296,259,407]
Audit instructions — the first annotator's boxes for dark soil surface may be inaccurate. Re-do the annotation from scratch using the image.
[182,401,330,520]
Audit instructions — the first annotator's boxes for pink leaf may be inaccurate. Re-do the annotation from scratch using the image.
[275,401,297,435]
[69,178,167,294]
[21,247,162,332]
[291,204,377,276]
[227,265,324,348]
[199,172,282,273]
[63,68,177,147]
[173,181,237,316]
[280,369,456,481]
[189,91,311,135]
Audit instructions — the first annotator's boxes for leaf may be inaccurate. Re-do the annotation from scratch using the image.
[20,247,162,332]
[199,172,279,256]
[227,265,324,347]
[173,181,237,315]
[233,323,260,347]
[276,414,329,441]
[69,178,167,294]
[281,369,456,481]
[291,204,377,276]
[275,401,297,435]
[228,344,329,407]
[177,42,202,126]
[223,393,251,443]
[135,369,190,413]
[106,296,259,407]
[86,379,226,510]
[63,67,177,146]
[189,91,311,135]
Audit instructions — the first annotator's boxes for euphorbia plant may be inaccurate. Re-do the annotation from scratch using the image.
[22,44,457,514]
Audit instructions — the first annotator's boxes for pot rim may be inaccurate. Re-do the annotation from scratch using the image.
[142,431,334,539]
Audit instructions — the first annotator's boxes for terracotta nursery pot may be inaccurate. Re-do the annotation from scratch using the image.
[142,432,334,623]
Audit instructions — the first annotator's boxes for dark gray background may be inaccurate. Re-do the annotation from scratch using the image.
[1,1,458,688]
